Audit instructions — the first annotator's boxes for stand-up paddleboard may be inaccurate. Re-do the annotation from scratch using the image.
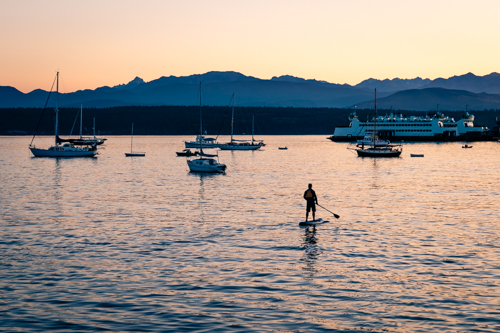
[299,218,329,226]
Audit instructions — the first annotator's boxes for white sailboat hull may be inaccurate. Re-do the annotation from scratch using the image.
[30,146,97,157]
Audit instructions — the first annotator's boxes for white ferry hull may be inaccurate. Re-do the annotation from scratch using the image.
[330,133,454,142]
[329,112,490,142]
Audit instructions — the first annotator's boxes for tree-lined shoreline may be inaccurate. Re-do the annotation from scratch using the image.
[2,106,499,136]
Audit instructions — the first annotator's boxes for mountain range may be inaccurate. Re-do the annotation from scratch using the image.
[2,71,500,110]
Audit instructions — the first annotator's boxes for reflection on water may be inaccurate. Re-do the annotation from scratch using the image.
[301,226,320,276]
[1,136,499,332]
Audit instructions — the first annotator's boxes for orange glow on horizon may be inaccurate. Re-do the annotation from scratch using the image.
[1,0,499,93]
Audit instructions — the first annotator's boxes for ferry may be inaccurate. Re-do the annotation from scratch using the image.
[328,112,489,142]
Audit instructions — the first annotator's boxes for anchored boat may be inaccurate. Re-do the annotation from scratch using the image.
[125,123,145,157]
[187,150,226,173]
[176,149,199,157]
[29,72,98,158]
[186,83,226,173]
[351,89,402,158]
[184,83,219,149]
[218,94,261,151]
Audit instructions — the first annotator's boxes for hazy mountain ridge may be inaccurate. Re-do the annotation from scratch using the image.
[355,77,432,92]
[354,88,500,111]
[2,71,500,110]
[421,72,500,94]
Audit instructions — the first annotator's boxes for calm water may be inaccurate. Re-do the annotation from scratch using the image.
[1,136,499,332]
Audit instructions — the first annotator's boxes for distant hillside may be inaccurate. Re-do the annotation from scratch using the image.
[0,72,376,109]
[355,72,500,94]
[422,72,500,94]
[3,71,500,109]
[355,77,431,92]
[354,88,500,111]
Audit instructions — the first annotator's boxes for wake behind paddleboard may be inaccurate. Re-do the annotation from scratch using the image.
[299,218,329,226]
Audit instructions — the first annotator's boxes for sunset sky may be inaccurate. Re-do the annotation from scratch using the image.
[2,0,499,93]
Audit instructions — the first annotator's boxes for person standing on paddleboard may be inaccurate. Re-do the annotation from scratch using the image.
[303,183,318,222]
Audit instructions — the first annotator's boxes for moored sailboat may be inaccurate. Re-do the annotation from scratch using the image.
[29,72,98,157]
[218,94,261,151]
[186,84,226,173]
[125,123,145,157]
[251,115,265,147]
[62,106,107,146]
[184,83,219,149]
[352,89,402,158]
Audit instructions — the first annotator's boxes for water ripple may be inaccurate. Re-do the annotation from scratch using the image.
[1,137,499,332]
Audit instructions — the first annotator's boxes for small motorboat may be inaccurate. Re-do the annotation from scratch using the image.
[187,150,226,173]
[462,144,473,149]
[410,154,424,157]
[176,149,199,157]
[356,132,390,147]
[278,147,288,150]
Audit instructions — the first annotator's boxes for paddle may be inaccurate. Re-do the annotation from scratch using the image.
[317,203,340,219]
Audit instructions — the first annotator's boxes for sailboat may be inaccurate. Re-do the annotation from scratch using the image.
[187,83,226,173]
[91,118,107,145]
[29,72,98,157]
[63,106,107,146]
[353,89,402,158]
[187,149,227,173]
[218,94,261,151]
[251,115,265,147]
[125,123,145,157]
[184,83,218,149]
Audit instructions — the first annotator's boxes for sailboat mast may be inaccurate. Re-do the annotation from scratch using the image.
[131,123,134,153]
[93,117,96,138]
[54,72,59,146]
[231,93,235,142]
[199,83,203,136]
[252,115,255,143]
[374,88,377,142]
[80,104,83,138]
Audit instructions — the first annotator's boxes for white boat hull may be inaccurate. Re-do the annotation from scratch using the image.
[185,142,219,149]
[30,146,97,157]
[187,158,226,173]
[184,134,218,149]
